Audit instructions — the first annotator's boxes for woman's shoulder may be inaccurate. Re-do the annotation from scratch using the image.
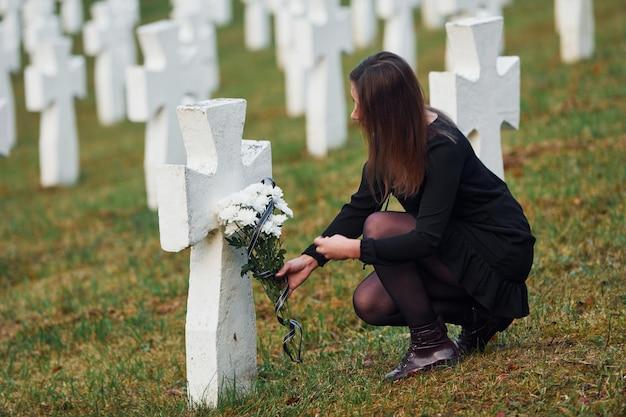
[427,118,470,153]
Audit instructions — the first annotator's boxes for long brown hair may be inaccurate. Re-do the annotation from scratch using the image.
[349,52,430,203]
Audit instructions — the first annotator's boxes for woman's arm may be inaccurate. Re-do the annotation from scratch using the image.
[302,162,383,267]
[359,141,466,264]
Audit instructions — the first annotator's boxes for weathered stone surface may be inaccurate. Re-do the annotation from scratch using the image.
[59,0,83,34]
[156,99,272,408]
[283,0,309,117]
[0,0,22,72]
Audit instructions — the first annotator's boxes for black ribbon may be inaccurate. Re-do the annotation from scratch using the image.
[247,178,304,363]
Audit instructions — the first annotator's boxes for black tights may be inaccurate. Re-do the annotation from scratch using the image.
[353,212,475,328]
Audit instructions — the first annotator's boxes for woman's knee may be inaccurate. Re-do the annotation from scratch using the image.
[363,211,416,239]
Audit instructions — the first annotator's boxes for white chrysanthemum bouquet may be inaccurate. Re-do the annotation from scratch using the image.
[217,179,303,361]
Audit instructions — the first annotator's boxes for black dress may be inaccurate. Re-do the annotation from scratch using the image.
[302,117,536,319]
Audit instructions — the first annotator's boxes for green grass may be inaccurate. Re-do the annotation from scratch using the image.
[1,0,625,415]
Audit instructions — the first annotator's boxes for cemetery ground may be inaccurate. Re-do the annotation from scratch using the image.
[0,0,624,415]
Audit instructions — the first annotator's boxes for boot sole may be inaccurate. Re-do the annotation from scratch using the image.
[386,357,460,382]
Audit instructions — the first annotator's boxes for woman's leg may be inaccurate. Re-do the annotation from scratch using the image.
[360,211,471,328]
[353,270,474,326]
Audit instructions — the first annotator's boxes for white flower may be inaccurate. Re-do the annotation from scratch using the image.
[251,193,271,212]
[261,218,282,238]
[217,204,240,224]
[235,208,259,227]
[274,199,293,217]
[271,214,288,227]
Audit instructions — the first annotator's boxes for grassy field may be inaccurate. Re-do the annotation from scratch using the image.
[1,0,625,415]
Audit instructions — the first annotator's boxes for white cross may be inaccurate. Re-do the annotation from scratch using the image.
[242,0,271,51]
[429,16,519,180]
[0,99,8,156]
[298,0,353,157]
[0,0,22,72]
[127,20,217,210]
[351,0,377,49]
[555,0,594,63]
[84,1,135,125]
[282,0,309,117]
[0,27,16,152]
[156,99,272,408]
[376,0,419,70]
[59,0,83,34]
[24,37,86,187]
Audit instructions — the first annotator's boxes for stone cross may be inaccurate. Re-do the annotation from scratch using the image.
[0,0,22,72]
[422,0,445,30]
[0,99,8,156]
[156,99,272,408]
[0,27,15,152]
[429,16,519,180]
[283,0,309,117]
[555,0,594,63]
[59,0,83,34]
[243,0,271,51]
[127,20,216,210]
[376,0,419,71]
[25,37,86,187]
[298,0,352,157]
[209,0,232,26]
[351,0,377,49]
[84,1,135,126]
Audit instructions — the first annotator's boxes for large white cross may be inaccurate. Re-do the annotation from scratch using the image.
[429,16,519,180]
[555,0,594,63]
[0,27,16,152]
[126,20,216,210]
[0,0,22,72]
[351,0,377,49]
[0,99,8,156]
[156,99,272,408]
[59,0,83,34]
[242,0,271,51]
[376,0,419,71]
[298,0,353,157]
[84,1,135,126]
[25,37,86,187]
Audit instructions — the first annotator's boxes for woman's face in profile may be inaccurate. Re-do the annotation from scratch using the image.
[350,82,361,122]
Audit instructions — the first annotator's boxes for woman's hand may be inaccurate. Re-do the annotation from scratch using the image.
[275,254,318,296]
[313,235,361,261]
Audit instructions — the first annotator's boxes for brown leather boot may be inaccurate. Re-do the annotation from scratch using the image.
[455,304,513,356]
[384,317,459,382]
